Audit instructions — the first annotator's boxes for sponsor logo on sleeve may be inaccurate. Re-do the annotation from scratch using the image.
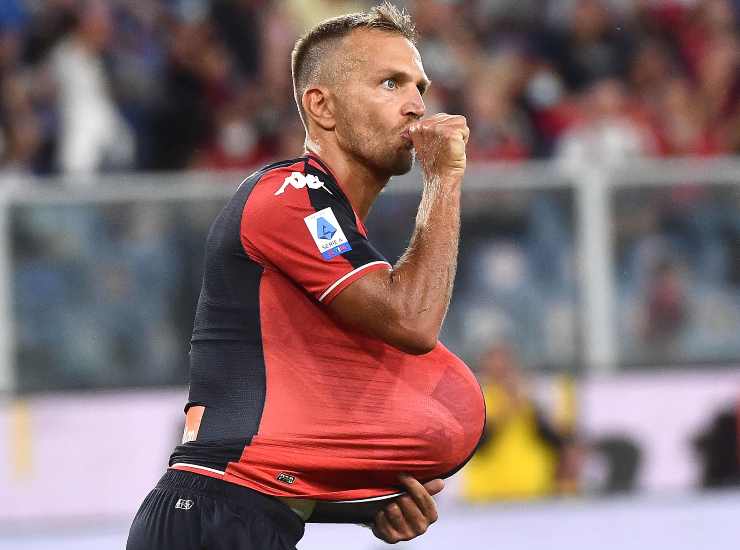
[304,207,353,260]
[275,172,333,196]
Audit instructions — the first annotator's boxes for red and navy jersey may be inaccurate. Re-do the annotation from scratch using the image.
[170,154,485,501]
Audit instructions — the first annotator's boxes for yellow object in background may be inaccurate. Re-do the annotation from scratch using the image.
[10,399,32,479]
[463,384,558,501]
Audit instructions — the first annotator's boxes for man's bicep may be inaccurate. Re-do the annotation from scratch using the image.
[328,270,434,355]
[327,268,392,330]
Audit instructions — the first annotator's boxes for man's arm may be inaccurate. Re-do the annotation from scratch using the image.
[329,114,469,354]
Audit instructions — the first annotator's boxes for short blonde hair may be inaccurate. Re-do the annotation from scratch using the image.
[290,2,417,126]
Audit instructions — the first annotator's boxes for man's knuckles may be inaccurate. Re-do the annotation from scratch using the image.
[386,503,404,522]
[411,115,467,133]
[413,127,465,143]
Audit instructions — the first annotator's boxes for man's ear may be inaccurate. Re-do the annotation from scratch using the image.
[302,86,336,131]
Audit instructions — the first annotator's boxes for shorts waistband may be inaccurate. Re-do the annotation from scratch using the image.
[157,469,305,541]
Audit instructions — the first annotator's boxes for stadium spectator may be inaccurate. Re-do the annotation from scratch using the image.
[462,343,579,501]
[654,77,723,157]
[48,0,134,176]
[642,258,689,353]
[693,403,740,488]
[542,0,633,92]
[464,52,533,161]
[556,77,655,172]
[0,71,43,174]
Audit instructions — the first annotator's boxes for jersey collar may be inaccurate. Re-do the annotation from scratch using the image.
[303,152,369,235]
[305,152,338,182]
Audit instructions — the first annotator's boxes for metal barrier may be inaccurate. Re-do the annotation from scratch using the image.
[1,157,740,393]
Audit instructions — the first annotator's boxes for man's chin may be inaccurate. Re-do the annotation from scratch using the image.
[387,150,415,176]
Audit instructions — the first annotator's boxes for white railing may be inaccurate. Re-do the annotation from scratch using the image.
[1,157,740,392]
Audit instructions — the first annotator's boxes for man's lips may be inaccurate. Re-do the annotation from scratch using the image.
[401,129,412,142]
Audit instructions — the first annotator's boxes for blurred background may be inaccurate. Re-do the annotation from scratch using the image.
[0,0,739,548]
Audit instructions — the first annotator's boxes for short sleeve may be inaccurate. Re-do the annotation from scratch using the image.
[241,166,391,304]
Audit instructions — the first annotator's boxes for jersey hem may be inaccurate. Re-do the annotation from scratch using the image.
[172,463,405,501]
[170,463,226,478]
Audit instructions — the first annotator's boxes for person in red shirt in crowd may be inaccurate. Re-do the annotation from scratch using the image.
[127,3,485,549]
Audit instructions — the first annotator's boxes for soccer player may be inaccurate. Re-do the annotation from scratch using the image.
[127,3,484,549]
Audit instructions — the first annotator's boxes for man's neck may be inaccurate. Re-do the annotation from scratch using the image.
[305,140,388,222]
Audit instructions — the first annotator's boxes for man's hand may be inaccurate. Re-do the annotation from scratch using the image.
[409,114,470,180]
[371,474,444,544]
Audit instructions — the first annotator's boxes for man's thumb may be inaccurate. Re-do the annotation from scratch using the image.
[422,478,445,496]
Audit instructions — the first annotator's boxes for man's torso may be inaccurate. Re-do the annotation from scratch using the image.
[169,155,485,501]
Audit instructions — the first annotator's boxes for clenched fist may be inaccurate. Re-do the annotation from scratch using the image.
[409,114,470,180]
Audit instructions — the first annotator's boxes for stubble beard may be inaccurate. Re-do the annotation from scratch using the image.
[337,105,415,179]
[345,128,415,179]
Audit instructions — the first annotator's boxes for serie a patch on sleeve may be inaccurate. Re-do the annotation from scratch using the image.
[304,207,353,260]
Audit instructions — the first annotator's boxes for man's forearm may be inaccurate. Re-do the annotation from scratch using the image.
[389,174,462,348]
[326,114,469,354]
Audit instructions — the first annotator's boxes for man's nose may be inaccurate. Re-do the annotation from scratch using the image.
[403,89,425,119]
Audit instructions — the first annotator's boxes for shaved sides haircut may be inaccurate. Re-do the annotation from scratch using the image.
[291,1,417,127]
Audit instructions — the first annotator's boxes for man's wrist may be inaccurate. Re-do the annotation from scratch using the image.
[422,173,463,197]
[423,171,463,185]
[415,181,461,230]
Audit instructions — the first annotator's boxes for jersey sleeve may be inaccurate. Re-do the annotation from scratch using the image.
[241,167,391,304]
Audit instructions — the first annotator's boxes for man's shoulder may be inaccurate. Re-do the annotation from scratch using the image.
[237,157,308,210]
[244,156,341,210]
[247,156,309,189]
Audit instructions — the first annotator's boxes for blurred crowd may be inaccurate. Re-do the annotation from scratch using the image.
[615,184,740,366]
[0,0,738,177]
[3,1,739,392]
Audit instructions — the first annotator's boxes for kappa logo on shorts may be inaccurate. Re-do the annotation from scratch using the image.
[274,172,333,196]
[304,207,353,260]
[175,498,194,510]
[276,472,296,484]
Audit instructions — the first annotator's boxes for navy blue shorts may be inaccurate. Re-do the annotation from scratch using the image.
[127,470,305,550]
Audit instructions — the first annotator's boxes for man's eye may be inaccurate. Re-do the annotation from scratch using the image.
[382,79,398,90]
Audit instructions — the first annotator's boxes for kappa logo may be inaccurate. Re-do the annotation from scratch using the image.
[274,172,333,196]
[175,498,194,510]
